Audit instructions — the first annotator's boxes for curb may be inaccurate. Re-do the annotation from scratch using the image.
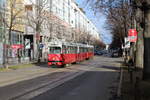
[117,66,123,99]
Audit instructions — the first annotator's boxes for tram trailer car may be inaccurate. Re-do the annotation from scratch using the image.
[48,42,94,67]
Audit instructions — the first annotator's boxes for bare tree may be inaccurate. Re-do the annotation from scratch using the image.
[25,0,49,62]
[85,0,132,48]
[142,0,150,80]
[86,0,150,80]
[132,0,144,69]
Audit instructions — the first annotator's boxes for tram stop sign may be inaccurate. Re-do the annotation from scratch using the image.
[128,29,138,42]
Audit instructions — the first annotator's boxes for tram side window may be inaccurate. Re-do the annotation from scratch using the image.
[80,47,83,53]
[79,47,82,53]
[49,47,61,54]
[74,47,77,54]
[68,47,70,54]
[90,48,92,52]
[82,48,84,53]
[70,47,73,54]
[85,48,87,52]
[70,46,76,54]
[62,45,67,54]
[84,48,86,52]
[88,48,90,52]
[90,48,93,52]
[83,48,85,53]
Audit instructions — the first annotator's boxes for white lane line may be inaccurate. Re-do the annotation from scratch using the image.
[117,67,123,98]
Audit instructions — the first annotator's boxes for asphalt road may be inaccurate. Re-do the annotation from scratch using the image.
[31,71,119,100]
[0,56,121,100]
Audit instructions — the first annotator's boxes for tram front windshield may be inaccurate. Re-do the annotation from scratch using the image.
[49,47,61,54]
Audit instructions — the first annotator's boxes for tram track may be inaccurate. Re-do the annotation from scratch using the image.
[1,56,111,100]
[10,69,86,100]
[10,61,98,100]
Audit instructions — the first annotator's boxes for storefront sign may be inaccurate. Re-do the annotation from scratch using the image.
[11,44,24,49]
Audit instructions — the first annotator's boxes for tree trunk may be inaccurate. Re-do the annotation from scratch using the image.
[135,5,144,69]
[143,0,150,80]
[36,27,41,63]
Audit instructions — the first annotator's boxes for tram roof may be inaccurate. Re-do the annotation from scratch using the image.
[47,41,93,48]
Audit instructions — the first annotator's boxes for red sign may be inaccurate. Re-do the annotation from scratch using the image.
[128,29,137,42]
[11,44,24,49]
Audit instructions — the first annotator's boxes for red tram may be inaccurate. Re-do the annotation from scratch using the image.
[47,41,94,67]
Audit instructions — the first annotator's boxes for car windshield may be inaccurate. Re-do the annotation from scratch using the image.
[49,47,61,54]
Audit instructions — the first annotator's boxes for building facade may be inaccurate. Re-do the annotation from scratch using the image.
[0,0,101,65]
[6,0,26,63]
[0,0,6,65]
[24,0,101,61]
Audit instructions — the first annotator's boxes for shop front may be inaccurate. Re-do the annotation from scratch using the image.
[7,31,24,64]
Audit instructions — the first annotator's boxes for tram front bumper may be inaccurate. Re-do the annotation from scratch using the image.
[48,61,63,66]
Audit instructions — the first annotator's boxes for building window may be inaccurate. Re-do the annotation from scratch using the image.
[25,5,33,11]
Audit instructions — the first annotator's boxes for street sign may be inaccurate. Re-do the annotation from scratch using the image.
[39,43,44,49]
[124,37,130,48]
[25,39,30,49]
[128,29,137,42]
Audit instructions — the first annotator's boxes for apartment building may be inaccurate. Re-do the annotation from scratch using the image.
[6,0,26,63]
[0,0,101,64]
[24,0,101,61]
[0,0,6,42]
[0,0,6,65]
[49,0,100,40]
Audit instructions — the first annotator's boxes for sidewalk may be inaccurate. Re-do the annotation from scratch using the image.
[0,63,62,87]
[121,66,150,100]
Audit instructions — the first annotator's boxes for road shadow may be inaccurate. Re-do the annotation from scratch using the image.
[101,66,121,71]
[33,62,49,68]
[30,71,119,100]
[115,61,123,64]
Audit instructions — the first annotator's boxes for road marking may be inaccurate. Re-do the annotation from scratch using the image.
[117,66,123,98]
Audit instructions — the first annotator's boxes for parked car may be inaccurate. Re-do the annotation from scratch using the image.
[111,52,119,57]
[94,50,105,56]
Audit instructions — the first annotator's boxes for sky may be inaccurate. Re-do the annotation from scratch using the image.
[75,0,112,44]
